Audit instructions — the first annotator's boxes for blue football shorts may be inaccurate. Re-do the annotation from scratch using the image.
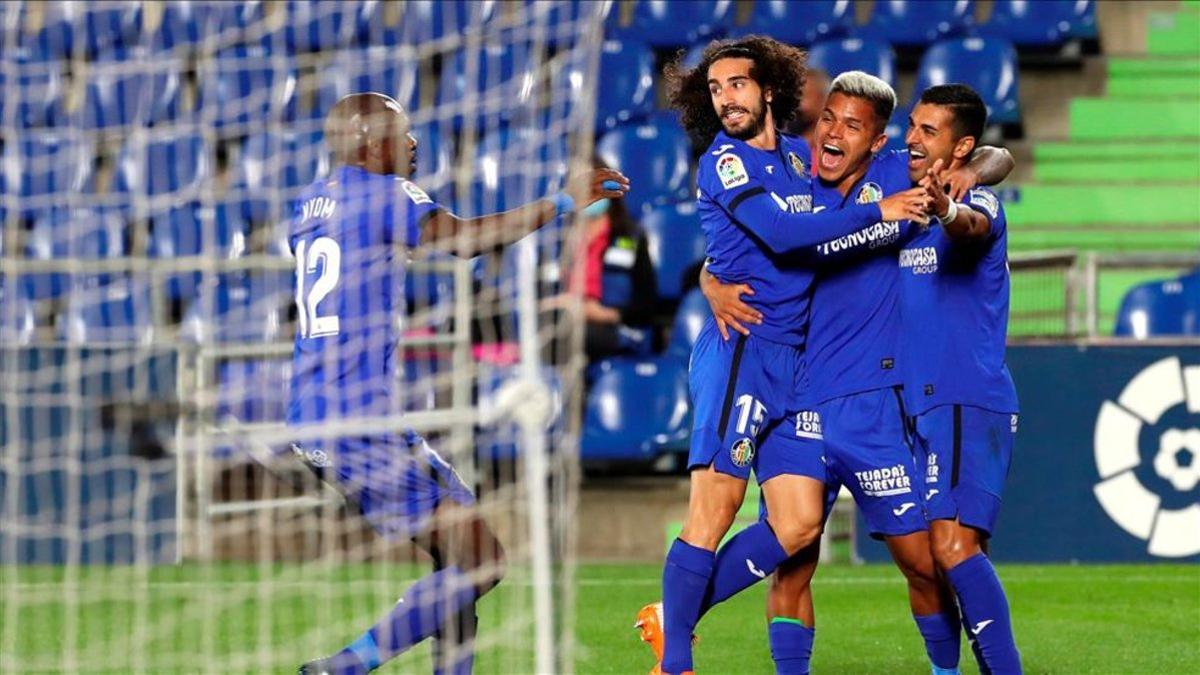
[292,428,476,541]
[687,319,825,485]
[818,386,927,539]
[911,404,1017,537]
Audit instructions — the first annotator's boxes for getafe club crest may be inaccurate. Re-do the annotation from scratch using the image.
[730,437,755,467]
[856,182,883,204]
[788,151,805,176]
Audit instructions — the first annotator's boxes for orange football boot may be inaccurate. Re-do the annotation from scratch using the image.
[635,602,696,675]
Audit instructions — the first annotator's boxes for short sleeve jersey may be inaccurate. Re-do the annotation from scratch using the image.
[286,165,444,428]
[697,130,819,346]
[898,186,1019,415]
[805,150,915,404]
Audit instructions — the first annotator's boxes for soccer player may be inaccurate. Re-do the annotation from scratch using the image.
[640,38,932,675]
[290,93,628,675]
[699,72,1013,675]
[904,84,1023,675]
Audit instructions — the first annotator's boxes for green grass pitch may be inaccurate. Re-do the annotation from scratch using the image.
[2,562,1197,673]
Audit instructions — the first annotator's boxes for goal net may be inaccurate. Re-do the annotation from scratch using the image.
[0,1,606,672]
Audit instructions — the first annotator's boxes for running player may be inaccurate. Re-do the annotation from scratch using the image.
[291,93,628,674]
[904,84,1023,675]
[641,38,932,675]
[698,73,1013,675]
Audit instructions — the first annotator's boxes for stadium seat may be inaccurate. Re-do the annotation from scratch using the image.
[667,289,712,357]
[23,208,126,299]
[640,201,706,301]
[196,47,298,129]
[585,40,656,132]
[150,203,248,301]
[311,48,419,120]
[612,0,732,47]
[58,276,154,344]
[436,40,537,130]
[0,283,36,345]
[180,274,293,344]
[982,1,1097,46]
[7,132,95,217]
[462,126,569,216]
[523,0,614,45]
[730,0,854,45]
[595,116,693,215]
[236,130,329,192]
[360,0,497,46]
[1114,276,1200,338]
[884,102,912,152]
[114,130,209,197]
[154,1,264,51]
[580,357,691,461]
[475,365,564,460]
[808,37,899,85]
[0,57,67,128]
[79,62,183,129]
[860,0,975,47]
[20,1,143,59]
[260,0,362,53]
[914,38,1021,126]
[214,359,291,430]
[410,122,455,196]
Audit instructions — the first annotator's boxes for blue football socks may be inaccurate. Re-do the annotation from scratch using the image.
[769,617,815,675]
[914,611,962,674]
[661,538,716,673]
[700,520,790,615]
[946,554,1021,675]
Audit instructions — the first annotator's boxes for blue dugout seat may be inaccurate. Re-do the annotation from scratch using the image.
[1114,275,1200,338]
[592,39,656,132]
[312,48,419,120]
[7,132,95,217]
[612,0,732,47]
[860,1,975,47]
[0,58,67,128]
[809,37,898,85]
[180,274,293,344]
[461,126,568,216]
[641,201,706,302]
[982,0,1098,46]
[19,1,142,59]
[596,116,692,215]
[197,47,298,129]
[59,276,154,344]
[667,289,712,358]
[150,203,248,301]
[154,1,264,51]
[360,0,497,46]
[114,130,209,197]
[730,0,854,45]
[915,38,1021,126]
[437,40,537,130]
[0,283,36,345]
[79,62,183,129]
[581,357,692,461]
[23,208,125,299]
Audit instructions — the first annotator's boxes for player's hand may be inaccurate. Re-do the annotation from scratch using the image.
[699,269,760,340]
[879,187,932,226]
[566,168,630,209]
[920,159,951,220]
[942,163,980,202]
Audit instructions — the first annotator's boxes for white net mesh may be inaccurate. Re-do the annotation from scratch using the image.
[1,1,606,672]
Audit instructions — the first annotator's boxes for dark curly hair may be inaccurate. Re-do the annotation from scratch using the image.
[664,36,808,147]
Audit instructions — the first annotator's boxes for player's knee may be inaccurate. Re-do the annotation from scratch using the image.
[930,531,973,571]
[767,517,821,556]
[681,498,740,550]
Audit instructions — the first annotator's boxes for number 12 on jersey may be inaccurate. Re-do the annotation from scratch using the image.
[294,236,341,338]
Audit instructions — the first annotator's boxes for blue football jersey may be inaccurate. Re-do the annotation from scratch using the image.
[898,185,1019,415]
[697,130,884,346]
[804,150,916,404]
[286,165,443,428]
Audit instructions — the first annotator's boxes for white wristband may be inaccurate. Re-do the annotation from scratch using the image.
[939,199,959,224]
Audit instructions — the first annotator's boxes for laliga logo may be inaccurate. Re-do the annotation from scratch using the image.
[1093,357,1200,557]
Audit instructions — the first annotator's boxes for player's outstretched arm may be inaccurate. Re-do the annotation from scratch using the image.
[922,159,992,240]
[943,146,1014,200]
[732,187,931,255]
[419,168,629,257]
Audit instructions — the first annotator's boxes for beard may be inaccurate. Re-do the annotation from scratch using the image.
[721,96,768,140]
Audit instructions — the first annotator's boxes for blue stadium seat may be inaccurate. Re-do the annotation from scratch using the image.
[596,116,692,215]
[0,58,67,128]
[860,1,975,47]
[181,274,293,344]
[0,283,36,345]
[581,357,691,461]
[260,0,362,53]
[7,132,95,217]
[410,122,456,196]
[79,63,183,129]
[154,1,264,51]
[115,130,209,197]
[524,0,614,45]
[59,276,154,344]
[436,40,537,130]
[640,201,706,301]
[312,47,419,120]
[150,203,248,301]
[808,37,898,85]
[914,38,1021,126]
[667,289,712,357]
[730,0,854,45]
[884,102,912,152]
[360,0,497,46]
[236,130,329,191]
[23,208,126,299]
[1114,276,1200,338]
[982,0,1097,46]
[462,126,568,216]
[215,359,291,430]
[20,1,143,58]
[197,47,298,129]
[612,0,732,47]
[475,365,564,461]
[583,40,656,132]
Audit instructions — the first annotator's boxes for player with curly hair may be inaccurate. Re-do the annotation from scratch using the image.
[634,37,932,675]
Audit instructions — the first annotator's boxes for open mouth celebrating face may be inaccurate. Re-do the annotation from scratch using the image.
[907,146,928,173]
[722,106,749,127]
[820,142,846,172]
